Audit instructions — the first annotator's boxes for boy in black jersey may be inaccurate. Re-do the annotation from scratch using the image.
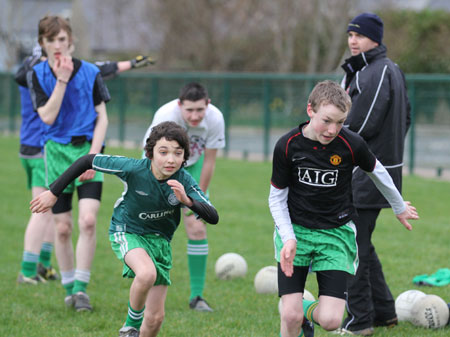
[269,81,418,337]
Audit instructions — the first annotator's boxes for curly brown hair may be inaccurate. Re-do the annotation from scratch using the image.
[144,121,190,165]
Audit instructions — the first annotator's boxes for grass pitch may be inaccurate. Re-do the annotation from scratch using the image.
[0,135,448,336]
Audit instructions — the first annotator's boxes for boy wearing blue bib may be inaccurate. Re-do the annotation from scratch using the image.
[28,15,110,311]
[15,47,59,284]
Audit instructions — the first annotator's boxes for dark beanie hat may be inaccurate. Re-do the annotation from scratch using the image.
[347,13,383,44]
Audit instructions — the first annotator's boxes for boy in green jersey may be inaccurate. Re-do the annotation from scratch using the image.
[31,122,219,337]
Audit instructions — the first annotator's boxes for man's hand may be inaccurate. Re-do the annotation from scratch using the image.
[130,55,156,68]
[280,239,297,277]
[396,201,419,231]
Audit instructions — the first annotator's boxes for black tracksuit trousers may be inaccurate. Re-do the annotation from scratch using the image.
[342,209,397,331]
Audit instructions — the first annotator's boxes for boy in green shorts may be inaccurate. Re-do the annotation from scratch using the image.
[28,15,110,311]
[30,121,219,337]
[142,83,225,311]
[15,46,153,285]
[268,81,419,337]
[15,46,59,284]
[18,157,58,283]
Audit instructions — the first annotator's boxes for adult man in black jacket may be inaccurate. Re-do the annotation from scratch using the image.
[340,13,411,336]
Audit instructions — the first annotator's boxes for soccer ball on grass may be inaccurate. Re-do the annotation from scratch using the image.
[215,253,247,280]
[410,294,449,329]
[254,266,278,294]
[395,289,426,321]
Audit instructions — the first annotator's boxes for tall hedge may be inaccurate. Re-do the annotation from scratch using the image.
[381,9,450,73]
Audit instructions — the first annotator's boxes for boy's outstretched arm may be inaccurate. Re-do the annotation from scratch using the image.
[365,159,419,230]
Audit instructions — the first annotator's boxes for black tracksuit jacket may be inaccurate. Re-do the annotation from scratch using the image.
[341,44,411,209]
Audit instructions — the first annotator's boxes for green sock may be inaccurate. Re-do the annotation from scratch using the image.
[61,270,75,295]
[303,299,319,325]
[21,251,39,277]
[72,280,88,294]
[187,239,208,300]
[125,301,145,329]
[39,242,53,268]
[63,282,74,296]
[72,269,90,294]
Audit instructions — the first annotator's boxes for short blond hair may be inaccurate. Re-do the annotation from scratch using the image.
[308,80,352,113]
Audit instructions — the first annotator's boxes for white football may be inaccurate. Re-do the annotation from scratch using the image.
[410,294,449,329]
[395,289,426,321]
[254,266,278,294]
[215,253,247,280]
[278,289,316,314]
[303,289,316,302]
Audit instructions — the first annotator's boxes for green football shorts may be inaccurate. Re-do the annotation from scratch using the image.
[274,222,359,275]
[20,157,46,189]
[110,232,172,286]
[44,140,103,192]
[185,152,204,183]
[185,153,209,217]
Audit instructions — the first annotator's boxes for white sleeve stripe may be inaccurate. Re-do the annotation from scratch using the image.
[92,164,123,173]
[356,71,362,94]
[357,65,388,134]
[383,163,404,169]
[92,154,125,173]
[356,162,404,170]
[191,185,210,204]
[361,52,368,66]
[366,160,406,214]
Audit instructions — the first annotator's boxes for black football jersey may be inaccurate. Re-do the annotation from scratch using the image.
[271,122,376,229]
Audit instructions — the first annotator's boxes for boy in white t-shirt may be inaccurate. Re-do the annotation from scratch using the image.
[142,83,225,312]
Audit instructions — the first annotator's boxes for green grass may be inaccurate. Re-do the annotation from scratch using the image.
[0,135,448,337]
